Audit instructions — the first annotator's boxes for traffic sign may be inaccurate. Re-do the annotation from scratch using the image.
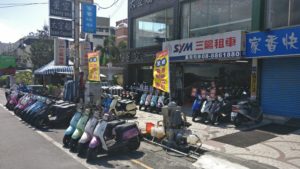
[81,3,97,33]
[50,18,73,38]
[49,0,73,19]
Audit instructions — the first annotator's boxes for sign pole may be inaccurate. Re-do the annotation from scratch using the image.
[74,0,80,102]
[168,54,171,103]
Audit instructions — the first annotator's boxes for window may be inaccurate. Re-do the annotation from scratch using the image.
[93,35,106,39]
[266,0,300,28]
[96,28,109,33]
[181,0,252,38]
[133,8,174,48]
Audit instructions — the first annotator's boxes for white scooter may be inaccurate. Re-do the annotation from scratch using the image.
[109,95,137,118]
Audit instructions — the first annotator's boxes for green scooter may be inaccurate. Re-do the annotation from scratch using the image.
[69,107,91,152]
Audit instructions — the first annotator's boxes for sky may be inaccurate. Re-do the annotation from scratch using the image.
[0,0,128,43]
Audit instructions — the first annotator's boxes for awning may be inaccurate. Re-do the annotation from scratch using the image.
[34,61,73,75]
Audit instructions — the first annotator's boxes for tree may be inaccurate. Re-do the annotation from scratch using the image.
[30,25,53,70]
[118,41,127,50]
[96,36,120,66]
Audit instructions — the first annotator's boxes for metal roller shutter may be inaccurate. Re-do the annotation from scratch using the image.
[261,57,300,117]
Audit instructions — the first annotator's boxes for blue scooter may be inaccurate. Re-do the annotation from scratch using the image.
[150,90,159,113]
[139,91,147,110]
[192,94,203,122]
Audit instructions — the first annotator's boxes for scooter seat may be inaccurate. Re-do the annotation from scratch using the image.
[107,120,125,129]
[114,123,138,141]
[105,120,125,138]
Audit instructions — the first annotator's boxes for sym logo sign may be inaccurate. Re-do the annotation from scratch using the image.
[163,30,244,61]
[173,43,193,54]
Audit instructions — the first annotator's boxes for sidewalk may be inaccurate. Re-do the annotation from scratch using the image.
[133,110,300,169]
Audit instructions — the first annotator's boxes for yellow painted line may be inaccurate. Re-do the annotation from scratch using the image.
[130,159,154,169]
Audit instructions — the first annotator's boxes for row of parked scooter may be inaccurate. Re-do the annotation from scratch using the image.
[5,88,142,162]
[191,87,263,127]
[5,90,76,128]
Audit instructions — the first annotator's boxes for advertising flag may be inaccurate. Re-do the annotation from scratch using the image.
[153,50,170,93]
[88,52,100,82]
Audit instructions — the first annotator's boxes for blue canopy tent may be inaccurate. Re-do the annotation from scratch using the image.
[34,60,73,75]
[34,60,74,86]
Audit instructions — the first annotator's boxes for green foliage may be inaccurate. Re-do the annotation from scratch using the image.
[118,41,127,50]
[30,25,53,70]
[96,36,121,66]
[30,39,54,70]
[47,84,62,97]
[0,75,9,87]
[15,71,33,85]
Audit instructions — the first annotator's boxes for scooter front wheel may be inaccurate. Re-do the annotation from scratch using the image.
[63,135,71,147]
[127,137,140,151]
[77,142,89,158]
[255,114,263,124]
[192,111,198,122]
[69,139,79,152]
[233,115,242,127]
[86,147,97,162]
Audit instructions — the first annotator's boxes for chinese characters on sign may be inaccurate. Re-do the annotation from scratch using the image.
[82,3,96,33]
[246,26,300,57]
[153,50,169,93]
[88,52,100,82]
[50,18,73,38]
[163,31,244,61]
[49,0,72,18]
[54,38,67,66]
[129,0,153,11]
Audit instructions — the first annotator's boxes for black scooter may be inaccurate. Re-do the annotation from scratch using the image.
[86,116,141,162]
[231,97,263,127]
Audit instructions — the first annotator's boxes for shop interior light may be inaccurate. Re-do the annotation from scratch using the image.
[235,60,249,63]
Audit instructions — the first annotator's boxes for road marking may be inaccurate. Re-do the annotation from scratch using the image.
[130,159,154,169]
[0,103,155,169]
[35,130,99,169]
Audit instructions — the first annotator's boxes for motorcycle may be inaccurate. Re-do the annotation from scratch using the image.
[47,102,77,127]
[149,91,159,113]
[231,98,263,127]
[144,92,153,111]
[139,92,147,110]
[86,115,141,162]
[63,104,83,147]
[77,108,101,157]
[69,108,92,152]
[110,96,137,118]
[101,93,112,113]
[209,94,233,124]
[6,90,23,110]
[14,93,36,116]
[21,97,48,121]
[192,94,203,122]
[156,93,167,113]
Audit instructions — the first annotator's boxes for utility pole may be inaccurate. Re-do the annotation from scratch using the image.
[74,0,80,102]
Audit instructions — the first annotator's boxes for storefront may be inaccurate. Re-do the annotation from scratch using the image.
[246,26,300,118]
[121,0,180,85]
[163,30,251,104]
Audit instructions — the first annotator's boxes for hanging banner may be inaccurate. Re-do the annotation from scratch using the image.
[153,50,170,93]
[54,38,67,66]
[88,52,100,81]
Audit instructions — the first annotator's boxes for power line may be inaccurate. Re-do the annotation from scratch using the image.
[95,0,120,9]
[0,3,47,9]
[0,1,120,9]
[110,0,125,18]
